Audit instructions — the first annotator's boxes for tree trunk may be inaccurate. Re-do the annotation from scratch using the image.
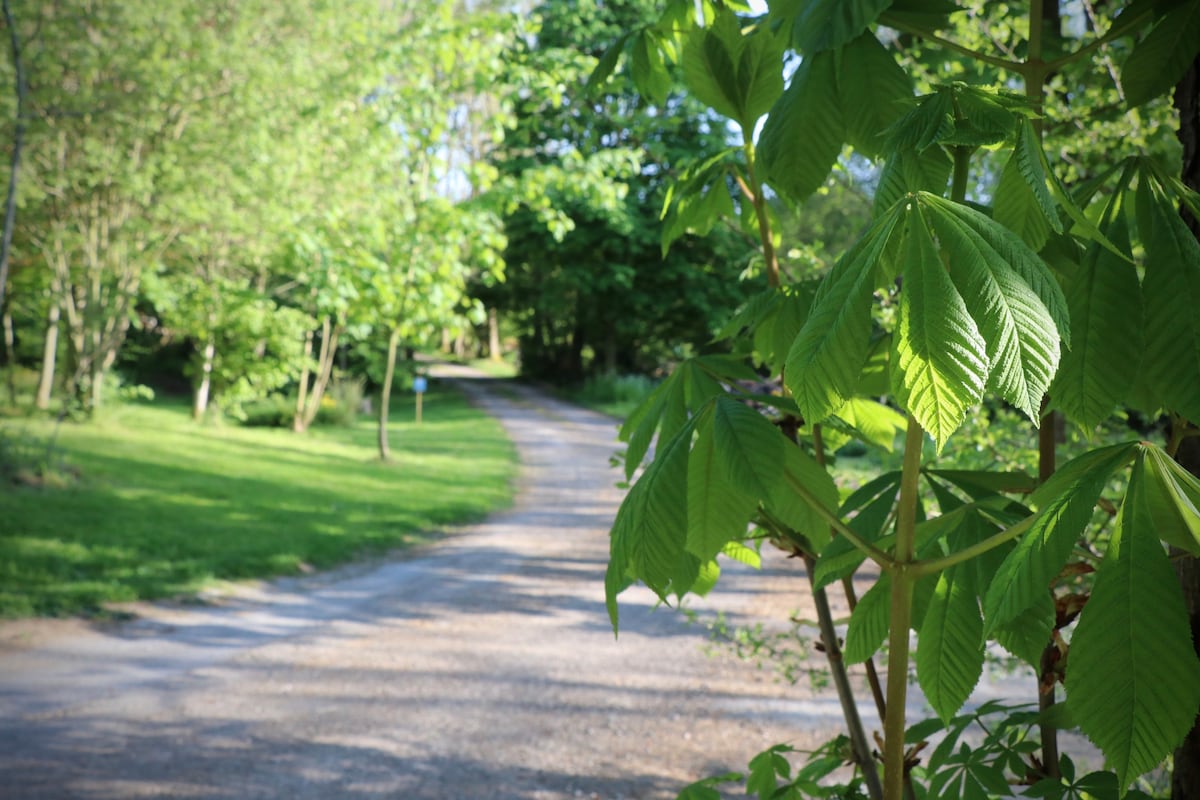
[0,0,28,314]
[301,319,339,429]
[2,307,14,404]
[1172,53,1200,800]
[293,327,315,432]
[378,329,400,462]
[192,334,215,420]
[487,307,501,361]
[35,302,59,410]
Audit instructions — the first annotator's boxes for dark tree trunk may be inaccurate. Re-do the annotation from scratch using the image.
[1171,53,1200,800]
[0,0,28,313]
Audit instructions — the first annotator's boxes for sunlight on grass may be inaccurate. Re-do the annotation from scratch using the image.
[0,383,516,617]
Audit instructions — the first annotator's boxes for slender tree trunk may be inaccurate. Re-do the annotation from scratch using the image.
[301,320,339,429]
[487,307,501,361]
[192,334,216,420]
[0,0,28,314]
[294,327,315,432]
[35,302,59,410]
[378,329,400,462]
[2,307,14,404]
[1172,53,1200,800]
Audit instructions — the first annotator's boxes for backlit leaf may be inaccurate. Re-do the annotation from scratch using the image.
[923,197,1063,422]
[1142,445,1200,556]
[890,201,989,447]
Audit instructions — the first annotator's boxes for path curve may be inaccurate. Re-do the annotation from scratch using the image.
[0,370,846,800]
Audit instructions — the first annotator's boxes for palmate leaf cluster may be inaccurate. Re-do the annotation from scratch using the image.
[590,0,1200,795]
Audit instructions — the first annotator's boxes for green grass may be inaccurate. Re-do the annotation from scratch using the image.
[0,383,516,618]
[464,357,519,379]
[568,373,658,419]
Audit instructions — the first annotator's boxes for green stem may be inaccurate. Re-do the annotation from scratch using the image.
[878,13,1022,72]
[910,513,1034,578]
[950,146,972,203]
[1027,0,1048,138]
[742,137,780,289]
[882,416,925,800]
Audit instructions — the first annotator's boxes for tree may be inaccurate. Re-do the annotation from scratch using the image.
[594,2,1200,799]
[487,0,757,382]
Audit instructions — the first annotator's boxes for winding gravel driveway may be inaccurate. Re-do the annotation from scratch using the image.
[0,368,852,799]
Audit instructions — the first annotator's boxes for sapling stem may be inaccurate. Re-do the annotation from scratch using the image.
[881,415,925,800]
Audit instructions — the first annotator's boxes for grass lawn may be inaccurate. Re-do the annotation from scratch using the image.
[0,382,516,618]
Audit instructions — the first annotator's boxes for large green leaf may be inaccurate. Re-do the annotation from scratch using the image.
[760,32,910,203]
[759,48,843,204]
[632,29,671,105]
[1142,445,1200,556]
[991,589,1054,670]
[992,118,1061,251]
[890,201,989,447]
[833,397,907,452]
[786,204,903,423]
[771,0,893,53]
[682,9,783,130]
[873,145,952,217]
[1121,0,1200,108]
[682,11,744,122]
[917,560,984,722]
[687,407,758,561]
[1050,205,1142,430]
[765,441,840,553]
[886,83,1025,154]
[838,33,913,157]
[844,573,891,664]
[712,395,785,499]
[636,418,695,596]
[1066,458,1200,787]
[923,196,1064,422]
[982,442,1139,633]
[1136,177,1200,422]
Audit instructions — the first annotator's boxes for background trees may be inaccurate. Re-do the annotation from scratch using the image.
[485,0,758,381]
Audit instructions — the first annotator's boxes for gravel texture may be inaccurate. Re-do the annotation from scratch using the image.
[0,368,864,800]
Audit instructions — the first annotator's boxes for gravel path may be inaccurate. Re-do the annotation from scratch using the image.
[0,368,857,800]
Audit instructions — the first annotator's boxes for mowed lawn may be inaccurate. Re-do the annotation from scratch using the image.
[0,384,516,617]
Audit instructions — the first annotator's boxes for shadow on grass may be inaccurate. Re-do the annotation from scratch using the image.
[0,386,515,617]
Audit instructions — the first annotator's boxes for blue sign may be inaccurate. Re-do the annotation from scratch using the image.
[413,376,428,393]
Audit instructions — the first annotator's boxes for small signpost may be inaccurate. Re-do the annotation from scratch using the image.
[413,376,428,425]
